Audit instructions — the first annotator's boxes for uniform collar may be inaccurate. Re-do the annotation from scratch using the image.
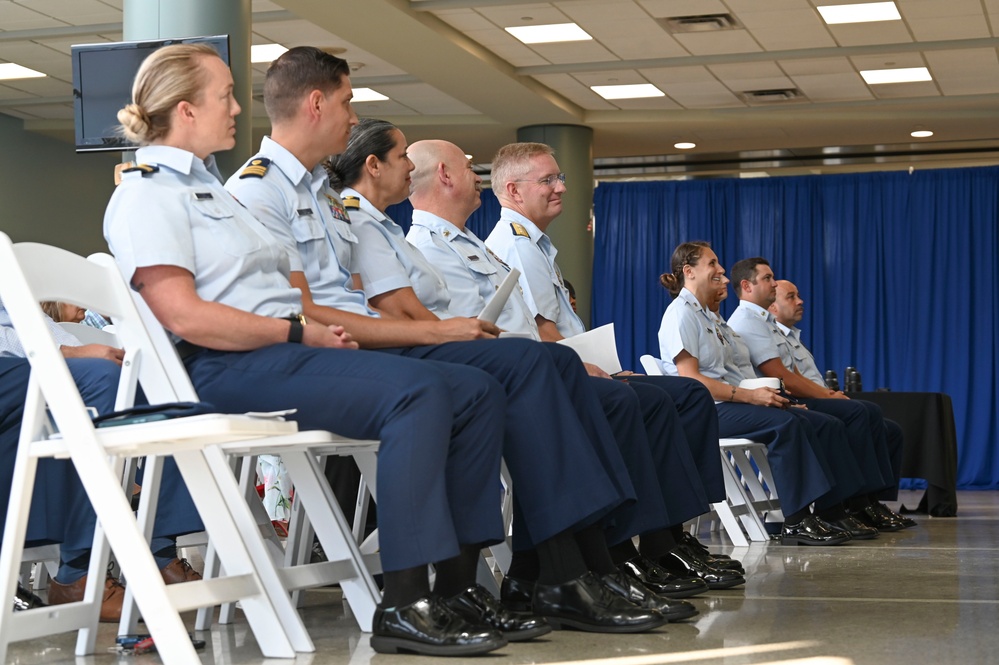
[678,287,710,314]
[737,299,776,324]
[258,136,316,189]
[499,208,546,245]
[135,145,211,178]
[412,209,466,243]
[340,187,389,223]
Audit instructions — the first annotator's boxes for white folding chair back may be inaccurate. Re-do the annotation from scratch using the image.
[639,354,665,375]
[58,322,119,347]
[0,235,313,661]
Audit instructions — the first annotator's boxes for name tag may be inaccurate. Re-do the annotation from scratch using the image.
[194,192,213,200]
[297,208,314,216]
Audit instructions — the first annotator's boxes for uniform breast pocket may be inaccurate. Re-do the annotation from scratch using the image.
[466,258,498,279]
[197,200,262,256]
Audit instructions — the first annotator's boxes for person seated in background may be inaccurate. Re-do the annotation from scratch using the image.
[0,301,202,621]
[657,241,877,546]
[403,139,744,591]
[769,279,913,529]
[223,46,672,638]
[40,301,86,324]
[478,141,735,570]
[102,42,539,657]
[562,279,577,314]
[726,258,907,533]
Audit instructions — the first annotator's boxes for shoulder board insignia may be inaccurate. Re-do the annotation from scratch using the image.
[342,196,361,210]
[486,247,510,269]
[511,222,530,238]
[122,163,158,176]
[238,157,270,179]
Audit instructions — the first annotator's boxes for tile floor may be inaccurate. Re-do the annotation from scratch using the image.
[8,489,998,665]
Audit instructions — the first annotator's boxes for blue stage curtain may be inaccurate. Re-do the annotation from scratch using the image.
[593,166,999,489]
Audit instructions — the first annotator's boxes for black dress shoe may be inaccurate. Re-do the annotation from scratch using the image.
[444,584,551,642]
[825,515,879,540]
[619,557,708,598]
[849,504,905,532]
[679,532,740,563]
[499,576,535,612]
[660,547,746,590]
[600,571,698,622]
[874,502,917,528]
[371,596,507,656]
[676,541,745,573]
[780,515,852,546]
[532,572,666,633]
[13,583,46,612]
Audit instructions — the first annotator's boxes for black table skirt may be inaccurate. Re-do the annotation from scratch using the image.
[853,391,959,516]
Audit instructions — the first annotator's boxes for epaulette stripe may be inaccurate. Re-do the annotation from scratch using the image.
[121,164,159,176]
[239,157,271,179]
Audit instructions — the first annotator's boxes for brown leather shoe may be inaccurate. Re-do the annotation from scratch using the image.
[48,573,125,623]
[160,558,202,585]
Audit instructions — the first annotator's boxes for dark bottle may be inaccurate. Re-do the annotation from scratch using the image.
[824,370,840,391]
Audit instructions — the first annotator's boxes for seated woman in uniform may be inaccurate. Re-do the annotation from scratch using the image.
[102,43,512,657]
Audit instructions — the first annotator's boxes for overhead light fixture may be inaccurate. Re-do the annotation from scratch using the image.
[352,88,389,102]
[464,154,474,160]
[860,67,931,84]
[591,83,664,100]
[817,2,900,25]
[505,23,592,44]
[0,63,46,80]
[674,142,696,150]
[910,129,934,138]
[250,44,288,64]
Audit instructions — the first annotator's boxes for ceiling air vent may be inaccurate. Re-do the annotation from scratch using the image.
[739,88,807,105]
[659,13,742,33]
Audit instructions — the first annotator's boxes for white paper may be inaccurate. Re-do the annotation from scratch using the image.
[477,268,521,324]
[557,323,623,375]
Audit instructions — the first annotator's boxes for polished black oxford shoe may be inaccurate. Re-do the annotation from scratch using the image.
[444,584,551,642]
[600,570,698,622]
[619,556,708,598]
[499,575,536,612]
[532,571,666,633]
[825,515,879,540]
[780,515,853,546]
[874,502,917,528]
[13,583,46,612]
[660,547,746,590]
[371,595,507,656]
[679,532,743,567]
[676,541,745,574]
[849,504,905,532]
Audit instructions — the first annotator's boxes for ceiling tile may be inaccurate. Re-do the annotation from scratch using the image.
[2,76,72,96]
[640,64,714,83]
[898,0,984,19]
[906,16,991,41]
[0,1,62,30]
[610,95,682,110]
[354,100,421,117]
[473,4,568,28]
[252,21,406,77]
[572,69,646,86]
[532,72,616,110]
[431,8,497,32]
[252,0,285,11]
[463,29,550,67]
[790,72,873,101]
[11,0,119,23]
[0,82,36,100]
[849,51,926,72]
[926,48,999,95]
[529,40,620,65]
[827,22,913,47]
[638,0,728,17]
[778,56,855,76]
[97,0,122,9]
[868,80,939,99]
[673,30,763,55]
[596,27,689,60]
[657,80,744,108]
[373,82,480,115]
[7,101,72,119]
[36,35,113,56]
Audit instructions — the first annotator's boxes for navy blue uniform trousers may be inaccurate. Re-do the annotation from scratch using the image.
[800,397,894,493]
[381,339,629,550]
[628,375,725,503]
[715,403,866,517]
[184,344,505,572]
[0,358,200,554]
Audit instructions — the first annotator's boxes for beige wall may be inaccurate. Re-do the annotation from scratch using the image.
[0,114,121,256]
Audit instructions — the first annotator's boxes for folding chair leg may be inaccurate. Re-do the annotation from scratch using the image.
[119,453,165,637]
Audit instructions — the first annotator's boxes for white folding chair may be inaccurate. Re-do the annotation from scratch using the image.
[0,235,377,662]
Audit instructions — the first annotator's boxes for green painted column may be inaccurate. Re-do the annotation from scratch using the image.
[123,0,251,178]
[516,124,595,327]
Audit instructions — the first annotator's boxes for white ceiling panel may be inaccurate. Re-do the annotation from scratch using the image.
[640,65,716,84]
[473,4,568,28]
[571,69,647,86]
[849,51,926,71]
[672,31,763,56]
[0,1,61,30]
[791,72,873,101]
[610,95,682,110]
[827,22,913,47]
[906,16,991,41]
[373,82,480,115]
[898,0,985,19]
[778,56,855,76]
[252,0,286,10]
[0,83,35,100]
[36,35,114,56]
[596,26,689,60]
[709,61,785,81]
[353,99,421,117]
[431,9,497,32]
[462,29,549,67]
[637,0,728,17]
[868,80,940,99]
[8,101,72,119]
[252,21,406,78]
[725,0,805,11]
[97,0,122,9]
[2,76,72,96]
[656,80,745,108]
[560,0,651,23]
[528,40,619,65]
[748,26,837,51]
[14,0,120,23]
[926,49,999,95]
[1,107,38,119]
[531,72,617,110]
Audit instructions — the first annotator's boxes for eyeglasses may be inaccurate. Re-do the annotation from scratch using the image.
[513,172,566,188]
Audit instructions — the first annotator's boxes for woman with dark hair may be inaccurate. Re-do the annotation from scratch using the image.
[103,44,513,656]
[658,241,865,546]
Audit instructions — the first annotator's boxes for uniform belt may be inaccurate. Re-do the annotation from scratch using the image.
[174,316,303,361]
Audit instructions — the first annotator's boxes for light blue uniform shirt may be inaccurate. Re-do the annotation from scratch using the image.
[658,288,747,387]
[225,138,376,317]
[776,321,825,384]
[0,300,80,358]
[103,145,302,323]
[344,188,452,318]
[406,210,540,338]
[484,209,585,338]
[727,300,795,371]
[715,311,758,382]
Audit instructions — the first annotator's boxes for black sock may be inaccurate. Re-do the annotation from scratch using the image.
[638,529,675,559]
[816,504,848,521]
[785,508,810,524]
[574,525,616,575]
[381,565,430,608]
[608,539,639,565]
[669,524,685,541]
[848,495,872,511]
[536,529,588,585]
[433,544,481,598]
[60,551,91,571]
[507,549,540,582]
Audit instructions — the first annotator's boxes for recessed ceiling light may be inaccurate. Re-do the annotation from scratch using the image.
[505,23,592,44]
[464,154,474,160]
[352,87,389,102]
[674,142,696,150]
[860,67,931,84]
[817,2,900,25]
[0,63,45,80]
[591,83,664,100]
[250,44,288,64]
[910,130,934,138]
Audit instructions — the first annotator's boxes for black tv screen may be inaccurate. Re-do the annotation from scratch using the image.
[71,35,230,153]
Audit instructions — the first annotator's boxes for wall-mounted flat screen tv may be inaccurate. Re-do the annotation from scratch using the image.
[71,35,230,153]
